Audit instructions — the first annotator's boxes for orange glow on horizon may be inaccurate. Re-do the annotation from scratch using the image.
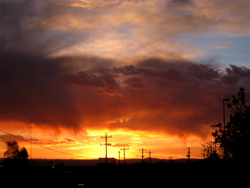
[0,124,207,160]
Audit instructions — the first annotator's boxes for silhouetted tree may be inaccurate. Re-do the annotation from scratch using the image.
[202,141,221,160]
[4,141,29,168]
[211,87,250,160]
[4,141,20,159]
[19,147,29,160]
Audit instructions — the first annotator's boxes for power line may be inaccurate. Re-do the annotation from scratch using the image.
[0,129,84,158]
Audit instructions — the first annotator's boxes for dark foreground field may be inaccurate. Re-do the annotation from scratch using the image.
[0,161,247,188]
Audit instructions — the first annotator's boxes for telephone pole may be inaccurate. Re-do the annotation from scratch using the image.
[120,147,129,165]
[186,147,191,164]
[148,150,153,164]
[29,119,32,164]
[118,151,121,165]
[100,134,112,163]
[139,148,147,163]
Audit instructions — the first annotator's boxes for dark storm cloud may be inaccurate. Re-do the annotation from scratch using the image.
[0,0,117,130]
[124,77,145,90]
[63,57,250,137]
[64,71,120,90]
[0,48,118,130]
[222,65,250,85]
[0,51,79,128]
[0,0,91,130]
[114,58,220,85]
[1,50,250,137]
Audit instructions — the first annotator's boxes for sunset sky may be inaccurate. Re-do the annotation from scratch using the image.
[0,0,250,160]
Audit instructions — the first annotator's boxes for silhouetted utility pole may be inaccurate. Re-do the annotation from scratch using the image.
[169,156,173,164]
[120,147,129,165]
[148,150,153,164]
[118,151,121,165]
[100,134,112,163]
[139,148,147,163]
[223,98,229,160]
[29,119,32,164]
[186,147,190,164]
